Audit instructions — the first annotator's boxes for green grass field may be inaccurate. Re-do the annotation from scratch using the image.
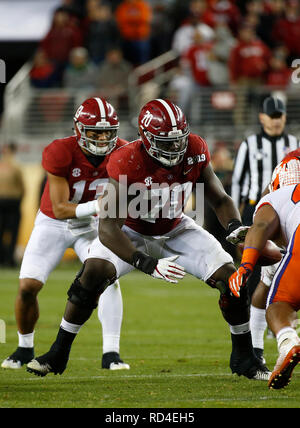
[0,262,299,408]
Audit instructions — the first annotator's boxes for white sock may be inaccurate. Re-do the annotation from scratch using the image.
[250,305,267,349]
[60,318,82,334]
[18,331,34,348]
[229,322,250,335]
[98,281,123,354]
[276,327,300,352]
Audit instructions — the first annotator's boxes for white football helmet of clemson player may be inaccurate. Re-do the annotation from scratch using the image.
[270,154,300,192]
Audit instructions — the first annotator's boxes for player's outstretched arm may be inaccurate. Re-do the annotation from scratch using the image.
[243,204,280,252]
[229,205,280,297]
[201,163,241,230]
[48,172,99,219]
[98,178,185,283]
[98,177,137,262]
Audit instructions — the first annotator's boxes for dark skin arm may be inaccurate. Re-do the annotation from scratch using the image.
[100,164,242,263]
[99,177,138,263]
[201,163,242,228]
[243,204,281,252]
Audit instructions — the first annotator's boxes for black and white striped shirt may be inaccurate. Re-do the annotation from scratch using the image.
[231,131,299,207]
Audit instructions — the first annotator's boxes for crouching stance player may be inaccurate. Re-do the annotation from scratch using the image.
[229,154,300,389]
[2,98,129,371]
[27,99,268,380]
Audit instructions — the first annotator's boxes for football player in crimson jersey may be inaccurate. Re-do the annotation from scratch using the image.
[2,97,130,371]
[27,99,269,380]
[228,154,300,389]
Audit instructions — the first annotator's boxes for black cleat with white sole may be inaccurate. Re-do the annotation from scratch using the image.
[102,352,130,370]
[27,350,68,377]
[230,352,271,381]
[1,347,34,369]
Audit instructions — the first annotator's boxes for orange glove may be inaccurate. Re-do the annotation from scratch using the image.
[229,263,252,298]
[229,247,260,298]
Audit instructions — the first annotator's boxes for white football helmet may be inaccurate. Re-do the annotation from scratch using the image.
[270,155,300,192]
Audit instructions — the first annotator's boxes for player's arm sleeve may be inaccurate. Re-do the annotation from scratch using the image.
[42,141,72,178]
[231,140,249,208]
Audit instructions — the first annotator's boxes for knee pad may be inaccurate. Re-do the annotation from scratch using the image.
[68,260,117,309]
[67,277,111,310]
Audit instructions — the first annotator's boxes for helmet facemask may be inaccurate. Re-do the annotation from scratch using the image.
[270,157,300,191]
[144,128,189,167]
[76,122,118,156]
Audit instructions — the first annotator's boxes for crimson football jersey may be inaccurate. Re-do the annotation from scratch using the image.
[107,133,211,235]
[40,135,127,219]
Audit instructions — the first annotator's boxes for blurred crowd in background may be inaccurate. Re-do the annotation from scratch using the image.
[29,0,299,93]
[1,0,300,266]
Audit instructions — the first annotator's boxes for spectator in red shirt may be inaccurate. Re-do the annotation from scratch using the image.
[39,7,83,82]
[203,0,241,35]
[181,0,215,28]
[229,25,271,83]
[229,24,271,125]
[171,1,215,56]
[169,30,214,120]
[30,50,61,88]
[266,47,292,88]
[272,0,300,61]
[183,31,213,87]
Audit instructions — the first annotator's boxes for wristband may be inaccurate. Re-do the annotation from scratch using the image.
[75,200,99,218]
[226,219,242,235]
[131,251,158,275]
[241,247,260,270]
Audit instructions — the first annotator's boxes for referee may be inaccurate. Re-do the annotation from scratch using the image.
[231,96,299,224]
[231,95,299,365]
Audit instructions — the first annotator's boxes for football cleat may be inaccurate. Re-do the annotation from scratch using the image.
[252,368,272,381]
[102,352,130,370]
[254,347,268,366]
[268,344,300,389]
[27,351,68,377]
[230,352,271,381]
[1,347,34,369]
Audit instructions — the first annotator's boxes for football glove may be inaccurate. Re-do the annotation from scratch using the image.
[151,255,185,284]
[228,263,252,298]
[226,225,250,245]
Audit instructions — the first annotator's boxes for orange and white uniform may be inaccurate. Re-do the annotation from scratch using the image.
[255,184,300,310]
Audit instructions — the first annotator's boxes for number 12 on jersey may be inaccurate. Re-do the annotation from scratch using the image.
[71,179,109,203]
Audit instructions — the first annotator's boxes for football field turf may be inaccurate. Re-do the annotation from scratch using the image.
[0,263,299,409]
